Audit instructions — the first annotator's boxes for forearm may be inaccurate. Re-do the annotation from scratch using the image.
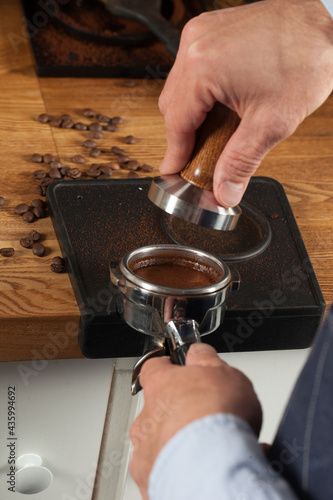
[149,414,298,500]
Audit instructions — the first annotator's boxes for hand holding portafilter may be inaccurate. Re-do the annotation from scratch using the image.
[148,103,242,231]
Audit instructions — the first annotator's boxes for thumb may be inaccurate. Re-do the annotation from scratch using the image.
[186,342,227,368]
[213,110,296,207]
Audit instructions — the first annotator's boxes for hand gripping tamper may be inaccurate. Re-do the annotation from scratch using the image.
[148,102,242,230]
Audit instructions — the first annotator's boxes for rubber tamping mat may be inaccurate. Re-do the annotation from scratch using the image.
[47,177,325,358]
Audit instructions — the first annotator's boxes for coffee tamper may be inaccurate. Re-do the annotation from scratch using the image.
[148,103,242,230]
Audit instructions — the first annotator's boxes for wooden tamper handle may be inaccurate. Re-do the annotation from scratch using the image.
[180,103,240,191]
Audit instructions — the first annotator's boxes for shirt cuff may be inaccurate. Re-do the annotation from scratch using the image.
[148,414,298,500]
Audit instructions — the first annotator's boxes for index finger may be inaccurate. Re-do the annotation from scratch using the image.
[139,356,173,389]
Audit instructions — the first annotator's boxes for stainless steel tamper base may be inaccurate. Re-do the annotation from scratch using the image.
[148,174,242,231]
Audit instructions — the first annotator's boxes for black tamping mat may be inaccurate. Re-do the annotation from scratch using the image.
[46,176,325,358]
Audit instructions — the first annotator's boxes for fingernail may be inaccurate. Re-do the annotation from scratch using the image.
[188,343,216,357]
[218,181,244,207]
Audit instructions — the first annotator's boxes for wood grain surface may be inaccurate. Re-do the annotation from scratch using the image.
[0,1,332,361]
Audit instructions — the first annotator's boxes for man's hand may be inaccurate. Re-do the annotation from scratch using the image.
[159,0,333,207]
[130,343,262,500]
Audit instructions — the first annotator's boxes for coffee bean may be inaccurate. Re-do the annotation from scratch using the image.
[32,206,45,218]
[90,148,101,158]
[62,176,72,181]
[89,130,103,140]
[0,248,15,257]
[124,135,136,144]
[51,117,63,127]
[96,114,110,123]
[140,163,154,172]
[62,119,74,129]
[20,237,33,248]
[86,169,101,178]
[83,108,95,118]
[29,230,41,241]
[52,256,65,267]
[36,185,46,196]
[100,166,113,176]
[127,171,139,179]
[38,113,50,123]
[103,124,118,132]
[98,174,111,179]
[49,160,62,169]
[74,122,88,131]
[0,196,5,206]
[111,146,126,155]
[60,166,70,176]
[32,243,45,257]
[61,114,71,120]
[82,139,97,148]
[15,203,30,215]
[122,79,136,88]
[71,155,85,164]
[33,169,47,179]
[49,167,62,179]
[31,199,45,209]
[32,153,43,163]
[22,211,35,223]
[68,168,81,179]
[42,154,54,164]
[40,177,54,188]
[126,160,140,170]
[89,122,102,131]
[111,116,123,124]
[105,162,120,170]
[117,155,130,164]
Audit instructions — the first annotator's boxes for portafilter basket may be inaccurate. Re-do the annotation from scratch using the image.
[110,244,240,394]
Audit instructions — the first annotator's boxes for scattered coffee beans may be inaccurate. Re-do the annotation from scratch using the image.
[32,206,45,218]
[32,243,45,257]
[51,117,62,127]
[111,146,126,155]
[29,230,41,241]
[122,79,136,88]
[42,154,54,164]
[74,122,88,131]
[111,116,123,124]
[0,248,15,257]
[83,108,95,118]
[20,237,33,248]
[127,160,140,170]
[117,155,130,164]
[141,163,153,172]
[49,160,62,169]
[71,155,85,164]
[49,167,62,179]
[68,168,82,179]
[51,256,65,273]
[90,148,101,158]
[22,211,35,223]
[82,139,97,148]
[15,203,30,215]
[30,198,46,208]
[33,169,47,179]
[124,135,135,144]
[90,130,103,140]
[38,113,51,123]
[103,124,118,132]
[62,119,74,129]
[96,114,110,123]
[89,122,102,131]
[32,153,43,163]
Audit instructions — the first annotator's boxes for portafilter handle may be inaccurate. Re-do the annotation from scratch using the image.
[131,319,201,395]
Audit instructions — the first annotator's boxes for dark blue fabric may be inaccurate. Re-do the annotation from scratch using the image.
[268,305,333,499]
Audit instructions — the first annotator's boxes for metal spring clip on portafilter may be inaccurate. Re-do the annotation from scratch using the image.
[110,104,241,394]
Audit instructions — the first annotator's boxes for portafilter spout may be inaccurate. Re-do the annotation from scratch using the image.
[148,103,242,231]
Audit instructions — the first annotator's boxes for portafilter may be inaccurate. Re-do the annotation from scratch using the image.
[110,244,240,394]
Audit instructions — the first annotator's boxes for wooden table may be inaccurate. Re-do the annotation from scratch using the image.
[0,1,332,362]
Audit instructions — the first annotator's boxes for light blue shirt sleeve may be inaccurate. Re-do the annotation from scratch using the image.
[148,414,298,500]
[321,0,333,18]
